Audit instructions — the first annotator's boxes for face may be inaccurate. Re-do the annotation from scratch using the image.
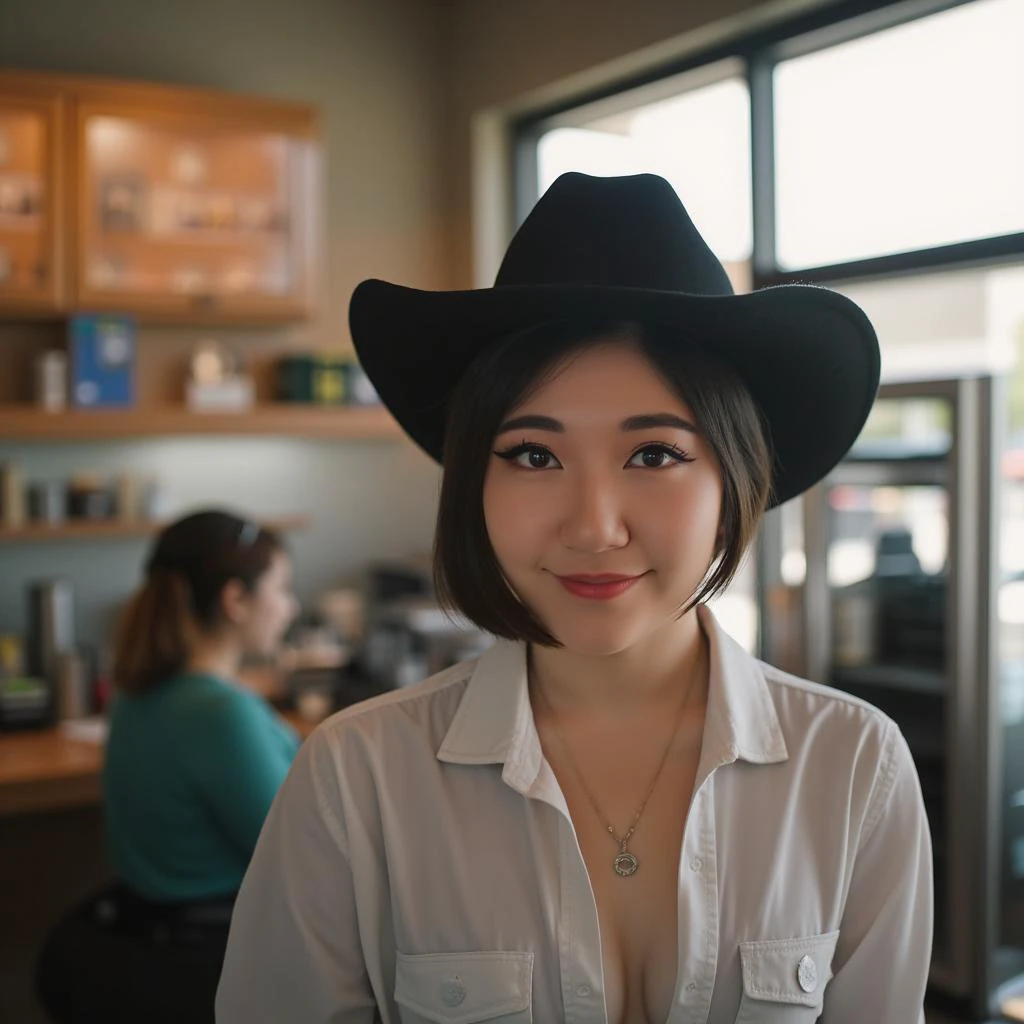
[230,550,299,657]
[482,338,724,657]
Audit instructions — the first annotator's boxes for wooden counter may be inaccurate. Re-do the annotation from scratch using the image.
[0,710,317,817]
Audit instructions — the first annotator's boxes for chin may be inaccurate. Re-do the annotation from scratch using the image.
[541,615,651,658]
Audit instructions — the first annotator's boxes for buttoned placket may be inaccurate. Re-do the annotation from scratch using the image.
[531,754,727,1024]
[668,770,719,1024]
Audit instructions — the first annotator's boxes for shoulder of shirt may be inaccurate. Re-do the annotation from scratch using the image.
[755,660,910,829]
[756,658,896,737]
[311,658,478,740]
[159,672,270,726]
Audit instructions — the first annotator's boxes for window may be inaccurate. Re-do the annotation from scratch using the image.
[773,0,1024,268]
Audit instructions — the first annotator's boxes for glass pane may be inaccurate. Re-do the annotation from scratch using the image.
[826,478,950,956]
[0,109,47,293]
[774,0,1024,268]
[837,264,1024,384]
[850,397,952,459]
[997,267,1024,1008]
[84,116,302,300]
[535,72,752,274]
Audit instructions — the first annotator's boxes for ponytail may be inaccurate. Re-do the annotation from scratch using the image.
[111,509,284,695]
[112,568,193,695]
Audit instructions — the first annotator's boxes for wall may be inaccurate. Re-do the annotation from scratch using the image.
[0,0,448,645]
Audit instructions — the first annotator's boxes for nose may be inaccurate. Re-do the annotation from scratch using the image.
[559,468,629,553]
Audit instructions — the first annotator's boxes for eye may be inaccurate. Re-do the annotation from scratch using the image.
[626,443,694,469]
[493,442,562,470]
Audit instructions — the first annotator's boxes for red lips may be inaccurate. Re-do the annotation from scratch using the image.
[554,573,644,601]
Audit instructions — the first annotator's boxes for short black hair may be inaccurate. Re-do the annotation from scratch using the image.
[433,320,774,646]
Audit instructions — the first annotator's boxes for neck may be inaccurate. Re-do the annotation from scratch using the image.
[184,632,242,682]
[528,608,710,716]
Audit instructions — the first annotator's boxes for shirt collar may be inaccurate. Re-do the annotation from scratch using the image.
[436,605,788,794]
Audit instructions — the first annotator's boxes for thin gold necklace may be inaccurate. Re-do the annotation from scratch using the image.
[533,666,698,878]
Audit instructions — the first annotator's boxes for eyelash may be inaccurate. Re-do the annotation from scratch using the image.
[492,441,695,470]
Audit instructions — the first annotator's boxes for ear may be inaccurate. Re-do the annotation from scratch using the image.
[219,578,251,626]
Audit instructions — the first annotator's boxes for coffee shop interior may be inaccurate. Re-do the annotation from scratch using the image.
[0,0,1022,1020]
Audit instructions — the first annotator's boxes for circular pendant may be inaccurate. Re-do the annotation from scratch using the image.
[613,852,639,877]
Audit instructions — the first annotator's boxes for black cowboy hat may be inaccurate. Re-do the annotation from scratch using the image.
[349,172,879,506]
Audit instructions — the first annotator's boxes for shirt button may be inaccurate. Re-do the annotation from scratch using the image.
[797,955,818,994]
[576,983,593,998]
[686,981,698,992]
[440,978,466,1007]
[690,856,704,871]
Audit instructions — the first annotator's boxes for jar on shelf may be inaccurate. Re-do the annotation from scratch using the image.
[67,475,113,520]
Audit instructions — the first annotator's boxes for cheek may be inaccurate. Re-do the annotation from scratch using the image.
[483,476,535,562]
[648,480,723,558]
[250,595,289,636]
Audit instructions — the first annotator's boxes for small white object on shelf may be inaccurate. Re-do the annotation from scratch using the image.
[187,338,254,411]
[186,377,255,412]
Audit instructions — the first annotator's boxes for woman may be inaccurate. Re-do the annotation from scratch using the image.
[37,509,300,1024]
[217,173,932,1023]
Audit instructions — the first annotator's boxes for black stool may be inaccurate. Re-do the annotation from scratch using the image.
[35,883,233,1024]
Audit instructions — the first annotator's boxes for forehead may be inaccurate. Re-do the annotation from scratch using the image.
[515,338,686,415]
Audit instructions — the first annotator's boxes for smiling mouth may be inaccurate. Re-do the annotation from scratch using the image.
[553,573,646,601]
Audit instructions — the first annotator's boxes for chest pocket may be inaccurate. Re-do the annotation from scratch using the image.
[394,950,534,1024]
[734,931,839,1023]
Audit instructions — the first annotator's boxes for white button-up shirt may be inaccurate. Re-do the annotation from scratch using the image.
[217,609,932,1023]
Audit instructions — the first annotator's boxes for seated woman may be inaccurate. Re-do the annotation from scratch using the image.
[36,509,300,1024]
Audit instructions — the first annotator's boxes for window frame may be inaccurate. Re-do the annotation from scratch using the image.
[512,0,1024,288]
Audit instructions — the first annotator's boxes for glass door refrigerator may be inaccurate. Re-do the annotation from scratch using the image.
[757,375,1019,1019]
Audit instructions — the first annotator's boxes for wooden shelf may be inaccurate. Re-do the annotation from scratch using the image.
[0,514,309,544]
[0,404,404,441]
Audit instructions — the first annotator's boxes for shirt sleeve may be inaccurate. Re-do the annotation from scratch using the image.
[215,725,377,1023]
[188,690,300,859]
[823,721,934,1023]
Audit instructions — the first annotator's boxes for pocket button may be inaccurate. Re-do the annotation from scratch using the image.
[440,978,466,1007]
[796,955,818,994]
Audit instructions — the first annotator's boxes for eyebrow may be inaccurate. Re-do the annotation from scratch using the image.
[495,412,699,436]
[621,413,699,434]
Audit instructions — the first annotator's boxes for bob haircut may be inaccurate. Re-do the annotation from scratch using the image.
[433,320,774,647]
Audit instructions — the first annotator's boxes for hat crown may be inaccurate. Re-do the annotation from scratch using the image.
[495,172,735,296]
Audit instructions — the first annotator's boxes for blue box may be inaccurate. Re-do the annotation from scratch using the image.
[69,314,136,408]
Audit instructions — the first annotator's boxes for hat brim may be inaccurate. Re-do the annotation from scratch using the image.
[349,280,879,507]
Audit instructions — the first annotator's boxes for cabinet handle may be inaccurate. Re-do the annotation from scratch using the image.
[191,293,218,309]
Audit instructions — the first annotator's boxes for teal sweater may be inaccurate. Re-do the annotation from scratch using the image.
[102,672,300,902]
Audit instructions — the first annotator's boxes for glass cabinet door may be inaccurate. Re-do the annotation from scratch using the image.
[760,378,999,1007]
[74,102,317,321]
[995,373,1024,1017]
[0,92,62,312]
[819,397,953,962]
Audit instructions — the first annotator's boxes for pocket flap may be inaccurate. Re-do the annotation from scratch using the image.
[395,950,533,1023]
[739,931,840,1008]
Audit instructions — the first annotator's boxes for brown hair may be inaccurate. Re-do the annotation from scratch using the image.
[433,320,774,646]
[112,510,284,694]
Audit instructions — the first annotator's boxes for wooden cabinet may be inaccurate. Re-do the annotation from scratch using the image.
[0,77,64,313]
[70,80,318,322]
[0,73,319,324]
